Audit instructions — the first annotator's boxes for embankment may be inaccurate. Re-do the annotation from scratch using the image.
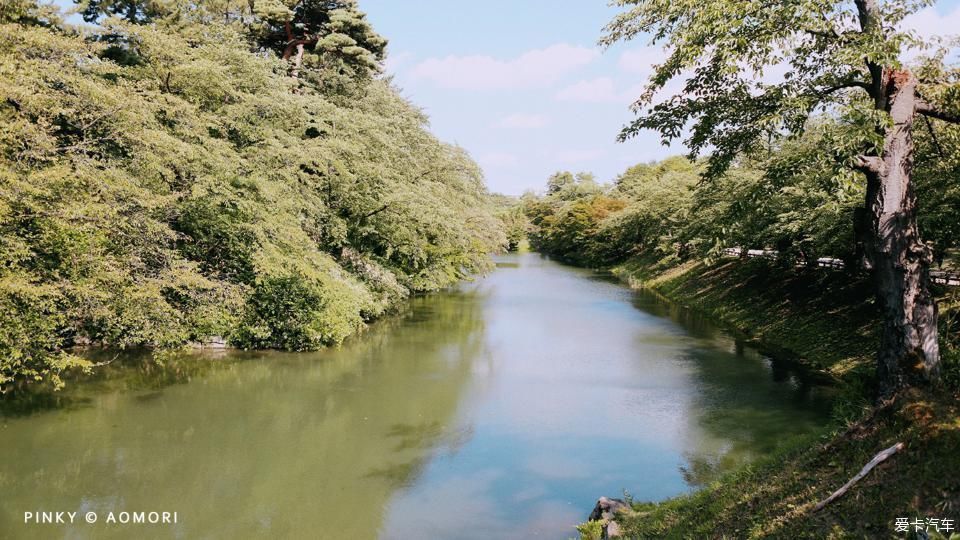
[591,256,960,539]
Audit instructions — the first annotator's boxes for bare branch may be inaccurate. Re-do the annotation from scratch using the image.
[362,204,390,220]
[812,442,904,512]
[853,155,884,174]
[922,115,946,159]
[818,80,872,98]
[854,0,880,33]
[917,99,960,124]
[805,29,837,40]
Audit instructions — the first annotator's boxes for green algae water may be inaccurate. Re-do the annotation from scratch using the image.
[0,253,832,539]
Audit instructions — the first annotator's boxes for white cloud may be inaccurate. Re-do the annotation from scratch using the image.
[902,5,960,39]
[618,47,666,78]
[493,113,549,129]
[555,77,618,103]
[900,5,960,61]
[384,51,414,74]
[409,43,599,90]
[555,148,606,164]
[478,152,520,168]
[554,77,646,105]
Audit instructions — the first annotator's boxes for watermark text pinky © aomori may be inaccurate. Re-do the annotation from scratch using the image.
[24,511,178,525]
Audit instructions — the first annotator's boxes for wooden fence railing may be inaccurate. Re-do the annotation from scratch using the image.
[720,248,960,287]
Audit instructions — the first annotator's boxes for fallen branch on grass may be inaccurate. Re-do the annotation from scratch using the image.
[812,442,904,513]
[819,399,896,454]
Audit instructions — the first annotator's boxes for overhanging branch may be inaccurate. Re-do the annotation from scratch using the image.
[917,100,960,124]
[362,204,390,219]
[818,80,872,99]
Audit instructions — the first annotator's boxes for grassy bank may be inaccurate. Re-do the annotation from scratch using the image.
[592,256,960,539]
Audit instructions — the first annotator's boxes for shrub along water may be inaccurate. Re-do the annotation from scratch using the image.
[0,1,505,392]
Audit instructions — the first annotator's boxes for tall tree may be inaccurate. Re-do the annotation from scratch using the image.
[250,0,386,82]
[0,4,500,391]
[604,0,960,397]
[75,0,166,23]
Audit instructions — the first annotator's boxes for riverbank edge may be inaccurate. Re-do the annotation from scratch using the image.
[0,283,439,398]
[581,255,960,539]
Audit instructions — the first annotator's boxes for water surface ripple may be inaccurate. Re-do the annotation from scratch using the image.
[0,252,832,539]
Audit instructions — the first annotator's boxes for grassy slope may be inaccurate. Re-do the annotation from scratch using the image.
[605,256,960,539]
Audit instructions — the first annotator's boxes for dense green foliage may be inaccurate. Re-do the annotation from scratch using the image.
[489,193,528,252]
[603,0,960,394]
[525,171,624,265]
[602,0,951,178]
[558,0,960,531]
[524,112,959,270]
[0,2,504,391]
[523,121,960,384]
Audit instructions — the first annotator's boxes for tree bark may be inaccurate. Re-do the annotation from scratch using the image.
[280,18,314,83]
[860,70,940,398]
[126,0,138,23]
[290,42,305,80]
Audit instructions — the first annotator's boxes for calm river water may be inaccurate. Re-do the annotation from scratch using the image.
[0,252,833,539]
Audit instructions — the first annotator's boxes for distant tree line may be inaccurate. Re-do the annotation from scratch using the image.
[525,111,960,272]
[521,0,960,398]
[523,113,960,391]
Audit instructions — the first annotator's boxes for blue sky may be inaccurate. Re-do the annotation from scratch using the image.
[53,0,960,195]
[360,0,960,195]
[362,0,675,194]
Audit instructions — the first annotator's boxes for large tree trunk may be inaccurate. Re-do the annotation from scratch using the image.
[861,70,940,399]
